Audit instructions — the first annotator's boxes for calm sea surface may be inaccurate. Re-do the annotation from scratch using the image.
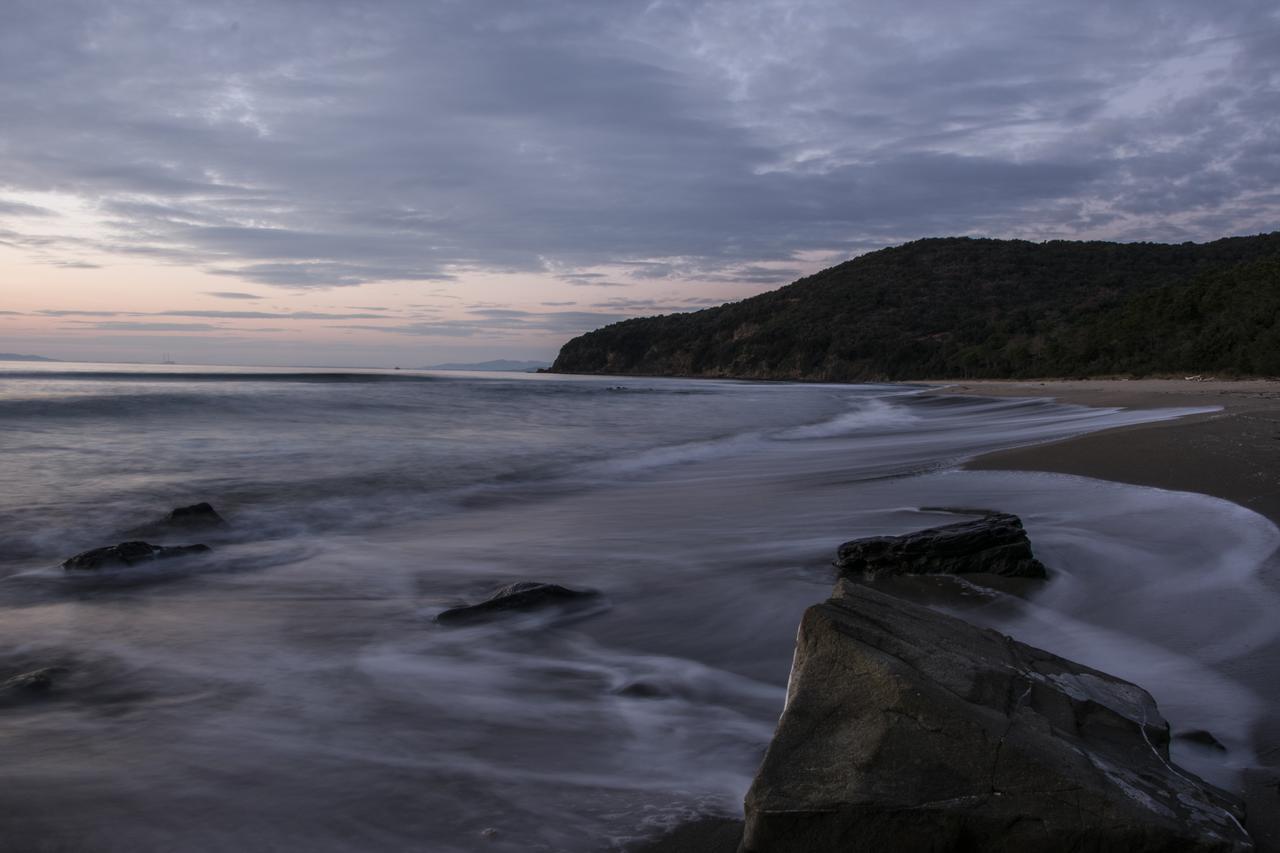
[1,362,1275,852]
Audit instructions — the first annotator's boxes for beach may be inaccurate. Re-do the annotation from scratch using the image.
[944,379,1280,525]
[953,378,1280,852]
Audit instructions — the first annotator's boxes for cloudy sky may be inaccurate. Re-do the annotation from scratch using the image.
[2,0,1277,365]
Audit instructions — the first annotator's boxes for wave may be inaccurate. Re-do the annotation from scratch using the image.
[774,398,920,439]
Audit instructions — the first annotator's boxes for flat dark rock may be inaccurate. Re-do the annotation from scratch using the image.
[164,502,227,528]
[435,581,600,625]
[836,510,1047,579]
[62,541,210,571]
[741,580,1252,853]
[2,666,67,694]
[126,502,228,537]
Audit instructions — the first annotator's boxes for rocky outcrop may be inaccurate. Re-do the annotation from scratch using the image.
[126,502,228,537]
[162,502,227,528]
[741,580,1252,852]
[435,582,601,625]
[62,541,210,571]
[1,666,66,696]
[836,510,1047,579]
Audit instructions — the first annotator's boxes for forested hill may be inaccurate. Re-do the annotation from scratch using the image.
[549,234,1280,381]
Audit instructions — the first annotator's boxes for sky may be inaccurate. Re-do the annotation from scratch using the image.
[1,0,1278,366]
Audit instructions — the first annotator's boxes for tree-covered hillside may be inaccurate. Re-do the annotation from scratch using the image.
[549,234,1280,380]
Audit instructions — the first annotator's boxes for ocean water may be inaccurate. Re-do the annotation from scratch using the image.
[1,363,1276,852]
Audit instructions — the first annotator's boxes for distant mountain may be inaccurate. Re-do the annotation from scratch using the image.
[425,359,550,373]
[550,233,1280,380]
[0,353,59,362]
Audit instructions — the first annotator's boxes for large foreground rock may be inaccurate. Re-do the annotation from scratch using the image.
[742,580,1252,852]
[835,510,1047,579]
[62,541,210,571]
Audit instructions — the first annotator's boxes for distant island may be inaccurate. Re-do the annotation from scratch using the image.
[424,359,549,372]
[550,233,1280,381]
[0,353,60,362]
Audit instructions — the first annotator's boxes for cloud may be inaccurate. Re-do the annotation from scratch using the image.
[69,321,225,332]
[0,0,1276,295]
[0,199,57,217]
[153,309,387,320]
[36,307,388,321]
[336,308,630,338]
[204,291,264,300]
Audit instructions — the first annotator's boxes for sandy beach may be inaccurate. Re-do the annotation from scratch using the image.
[935,379,1280,525]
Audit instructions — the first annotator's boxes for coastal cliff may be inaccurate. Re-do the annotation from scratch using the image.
[550,234,1280,381]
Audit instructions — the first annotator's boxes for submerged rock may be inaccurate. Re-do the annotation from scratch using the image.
[1178,729,1230,752]
[62,541,210,571]
[126,502,228,537]
[741,580,1252,853]
[163,502,227,529]
[835,510,1047,579]
[2,666,67,695]
[435,581,600,625]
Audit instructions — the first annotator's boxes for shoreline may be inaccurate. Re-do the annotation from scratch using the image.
[927,379,1280,526]
[634,378,1280,853]
[940,378,1280,853]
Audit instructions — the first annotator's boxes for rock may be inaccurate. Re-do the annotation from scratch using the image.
[616,681,669,699]
[435,582,601,625]
[126,502,228,537]
[62,541,210,571]
[1178,729,1229,751]
[163,502,227,528]
[1243,769,1280,853]
[624,817,744,853]
[2,666,67,694]
[741,580,1252,853]
[835,510,1047,579]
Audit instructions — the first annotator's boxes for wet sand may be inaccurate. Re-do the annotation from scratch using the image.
[938,379,1280,525]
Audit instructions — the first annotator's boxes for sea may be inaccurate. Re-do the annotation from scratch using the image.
[1,362,1277,852]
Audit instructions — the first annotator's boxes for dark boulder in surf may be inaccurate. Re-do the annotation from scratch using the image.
[1178,729,1229,752]
[62,541,210,571]
[1,666,67,697]
[163,502,227,528]
[741,580,1252,853]
[435,582,601,625]
[127,502,228,537]
[835,510,1047,579]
